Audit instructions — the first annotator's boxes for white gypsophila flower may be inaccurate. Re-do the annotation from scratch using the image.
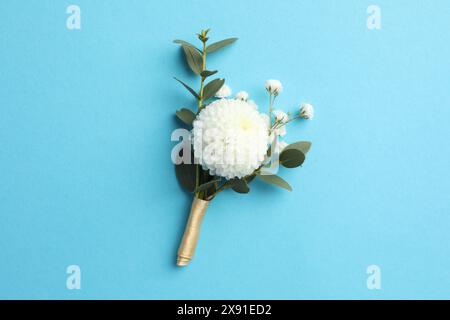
[300,103,314,120]
[192,99,269,179]
[273,109,289,123]
[215,84,232,98]
[262,113,286,141]
[265,79,283,96]
[235,91,249,101]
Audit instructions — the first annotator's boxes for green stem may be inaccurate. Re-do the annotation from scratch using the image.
[198,42,207,110]
[281,114,302,126]
[269,114,302,135]
[268,93,273,124]
[195,39,208,198]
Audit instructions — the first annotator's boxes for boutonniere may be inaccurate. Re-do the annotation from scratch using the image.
[172,29,314,266]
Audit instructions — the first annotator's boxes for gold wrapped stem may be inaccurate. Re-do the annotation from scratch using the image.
[177,197,210,266]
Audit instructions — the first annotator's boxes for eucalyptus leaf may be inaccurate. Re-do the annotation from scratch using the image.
[200,70,218,78]
[203,78,225,100]
[266,145,272,157]
[175,108,196,126]
[284,141,312,155]
[206,38,238,53]
[174,77,199,99]
[182,45,203,74]
[245,174,256,184]
[279,149,305,168]
[173,40,200,51]
[228,178,249,194]
[174,150,196,193]
[258,174,292,191]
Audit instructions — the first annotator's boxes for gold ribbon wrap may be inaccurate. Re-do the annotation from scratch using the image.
[177,197,210,266]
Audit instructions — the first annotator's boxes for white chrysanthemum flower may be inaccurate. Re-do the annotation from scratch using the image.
[261,113,270,126]
[273,109,288,123]
[300,103,314,120]
[215,84,232,98]
[235,91,249,101]
[192,99,269,179]
[265,79,283,96]
[247,99,258,110]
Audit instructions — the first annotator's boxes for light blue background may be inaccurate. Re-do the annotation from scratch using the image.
[1,0,449,299]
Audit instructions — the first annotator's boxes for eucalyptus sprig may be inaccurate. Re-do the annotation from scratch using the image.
[173,29,238,200]
[173,29,237,113]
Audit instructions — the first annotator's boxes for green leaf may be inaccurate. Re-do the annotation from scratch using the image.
[258,174,292,191]
[174,150,196,193]
[227,178,250,194]
[200,70,218,78]
[174,77,199,99]
[266,145,272,157]
[182,45,203,74]
[206,38,238,53]
[284,141,312,155]
[245,174,256,184]
[203,78,225,100]
[173,40,200,51]
[175,108,196,126]
[279,149,305,168]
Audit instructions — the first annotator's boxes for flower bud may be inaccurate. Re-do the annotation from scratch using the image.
[235,91,249,101]
[215,84,232,98]
[265,79,283,96]
[300,103,314,120]
[273,109,288,123]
